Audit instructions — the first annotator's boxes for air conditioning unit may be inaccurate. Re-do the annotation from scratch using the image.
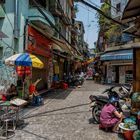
[0,0,5,4]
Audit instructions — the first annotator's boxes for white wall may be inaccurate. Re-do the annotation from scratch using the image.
[111,0,128,18]
[0,0,29,87]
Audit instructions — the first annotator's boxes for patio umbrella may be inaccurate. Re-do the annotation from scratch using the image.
[5,53,44,69]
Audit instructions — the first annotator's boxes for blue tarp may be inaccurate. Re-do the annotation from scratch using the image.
[100,49,133,61]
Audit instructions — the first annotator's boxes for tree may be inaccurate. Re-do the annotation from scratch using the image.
[96,0,122,47]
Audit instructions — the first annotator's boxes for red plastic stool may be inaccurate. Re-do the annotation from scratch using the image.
[62,83,68,89]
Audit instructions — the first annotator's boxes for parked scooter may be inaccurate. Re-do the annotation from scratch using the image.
[74,75,85,86]
[64,74,73,86]
[118,83,132,98]
[64,74,85,87]
[89,86,126,123]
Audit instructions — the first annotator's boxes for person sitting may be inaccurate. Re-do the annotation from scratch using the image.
[5,84,17,101]
[100,96,124,133]
[29,79,43,106]
[29,79,41,96]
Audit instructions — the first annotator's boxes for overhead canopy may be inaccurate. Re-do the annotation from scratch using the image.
[122,0,140,20]
[51,37,72,55]
[100,49,133,61]
[74,55,83,61]
[123,24,137,34]
[86,58,95,64]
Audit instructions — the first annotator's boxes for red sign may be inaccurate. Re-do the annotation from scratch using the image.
[27,25,52,58]
[16,66,31,76]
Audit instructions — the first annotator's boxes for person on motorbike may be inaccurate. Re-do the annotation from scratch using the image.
[100,96,124,133]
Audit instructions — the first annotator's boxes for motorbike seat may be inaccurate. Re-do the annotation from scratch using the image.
[95,96,108,102]
[123,85,131,91]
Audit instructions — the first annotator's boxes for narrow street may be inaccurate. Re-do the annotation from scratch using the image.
[12,80,123,140]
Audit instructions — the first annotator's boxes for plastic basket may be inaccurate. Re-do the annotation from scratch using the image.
[123,130,134,140]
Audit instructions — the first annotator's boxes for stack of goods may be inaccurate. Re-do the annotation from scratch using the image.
[133,130,140,140]
[119,117,138,140]
[131,92,140,114]
[123,117,137,129]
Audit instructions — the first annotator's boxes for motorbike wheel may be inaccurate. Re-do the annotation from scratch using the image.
[92,105,102,123]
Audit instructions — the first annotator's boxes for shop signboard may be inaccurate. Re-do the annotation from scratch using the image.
[27,25,52,58]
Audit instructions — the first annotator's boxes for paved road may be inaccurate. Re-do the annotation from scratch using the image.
[11,80,123,140]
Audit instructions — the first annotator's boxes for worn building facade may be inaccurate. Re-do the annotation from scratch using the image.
[0,0,88,91]
[98,0,134,84]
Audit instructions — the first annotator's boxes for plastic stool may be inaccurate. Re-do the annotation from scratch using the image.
[62,83,68,89]
[0,118,15,139]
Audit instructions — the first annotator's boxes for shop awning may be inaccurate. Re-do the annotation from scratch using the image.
[53,43,64,52]
[51,37,72,55]
[123,24,137,34]
[122,0,140,20]
[100,49,133,61]
[86,58,95,64]
[74,55,83,61]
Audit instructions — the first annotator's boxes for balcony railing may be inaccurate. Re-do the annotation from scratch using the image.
[29,7,55,26]
[28,7,55,37]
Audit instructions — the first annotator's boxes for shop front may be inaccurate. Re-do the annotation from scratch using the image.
[51,37,74,86]
[104,61,133,84]
[27,25,52,90]
[101,49,133,84]
[53,54,70,80]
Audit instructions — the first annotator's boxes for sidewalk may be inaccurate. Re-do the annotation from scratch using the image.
[11,80,123,140]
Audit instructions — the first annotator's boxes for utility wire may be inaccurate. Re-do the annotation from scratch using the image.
[87,0,101,9]
[77,0,140,37]
[80,0,124,26]
[77,3,93,13]
[1,5,14,30]
[86,8,90,42]
[32,0,80,54]
[20,0,71,38]
[104,1,124,14]
[1,4,25,38]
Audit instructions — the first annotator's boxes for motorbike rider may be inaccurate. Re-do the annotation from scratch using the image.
[100,96,124,133]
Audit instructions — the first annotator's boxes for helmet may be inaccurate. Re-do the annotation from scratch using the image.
[109,96,119,103]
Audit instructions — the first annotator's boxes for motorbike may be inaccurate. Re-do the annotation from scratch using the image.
[64,74,85,87]
[74,75,85,86]
[89,86,126,123]
[118,83,132,98]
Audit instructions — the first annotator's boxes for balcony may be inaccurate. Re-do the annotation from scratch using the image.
[28,7,55,37]
[49,0,71,25]
[49,0,62,16]
[0,5,5,18]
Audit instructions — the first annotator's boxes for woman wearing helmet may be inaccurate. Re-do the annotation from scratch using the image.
[100,96,124,133]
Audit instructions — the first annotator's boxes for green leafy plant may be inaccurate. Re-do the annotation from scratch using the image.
[96,0,122,46]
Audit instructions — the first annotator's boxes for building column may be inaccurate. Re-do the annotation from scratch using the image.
[133,48,140,92]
